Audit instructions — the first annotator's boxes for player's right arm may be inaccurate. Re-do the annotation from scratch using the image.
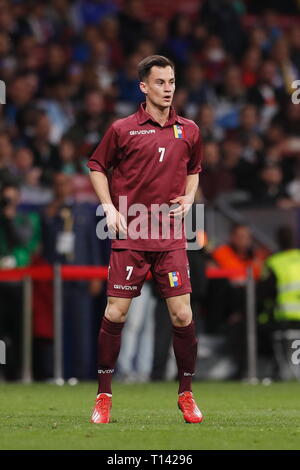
[87,124,127,236]
[89,171,127,236]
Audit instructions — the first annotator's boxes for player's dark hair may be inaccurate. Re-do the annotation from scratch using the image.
[138,55,175,81]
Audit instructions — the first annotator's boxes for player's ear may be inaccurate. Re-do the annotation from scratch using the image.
[139,81,147,95]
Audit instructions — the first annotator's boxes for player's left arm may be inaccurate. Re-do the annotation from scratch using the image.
[169,124,202,218]
[169,174,199,218]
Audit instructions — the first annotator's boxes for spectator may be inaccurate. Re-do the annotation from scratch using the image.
[115,53,144,114]
[70,0,118,32]
[247,60,284,130]
[0,182,41,380]
[194,105,224,142]
[251,162,289,207]
[67,89,112,155]
[271,37,299,95]
[0,133,14,183]
[88,37,115,92]
[289,25,300,73]
[40,43,68,85]
[184,63,217,118]
[258,225,300,379]
[38,79,75,144]
[10,147,52,205]
[282,100,300,137]
[146,18,171,61]
[100,16,124,70]
[215,65,247,130]
[167,14,193,71]
[58,136,86,175]
[213,223,267,282]
[248,26,270,55]
[118,0,146,55]
[171,87,188,117]
[201,141,236,202]
[28,110,61,185]
[233,104,264,164]
[12,147,35,185]
[66,63,85,107]
[57,136,97,202]
[221,138,256,194]
[284,162,300,208]
[202,35,227,85]
[5,73,38,140]
[200,0,247,59]
[261,9,283,50]
[26,3,56,45]
[241,47,262,88]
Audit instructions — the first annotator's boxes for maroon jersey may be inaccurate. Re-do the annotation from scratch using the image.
[87,102,202,251]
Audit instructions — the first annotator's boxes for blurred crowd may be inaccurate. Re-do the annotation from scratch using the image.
[0,0,300,208]
[1,0,300,382]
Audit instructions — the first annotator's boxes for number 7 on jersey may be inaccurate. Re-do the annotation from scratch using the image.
[158,147,166,162]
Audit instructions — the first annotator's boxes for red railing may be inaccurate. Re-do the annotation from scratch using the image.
[0,265,247,281]
[0,264,256,384]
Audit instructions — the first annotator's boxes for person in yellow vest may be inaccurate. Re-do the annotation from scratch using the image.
[260,225,300,324]
[258,225,300,379]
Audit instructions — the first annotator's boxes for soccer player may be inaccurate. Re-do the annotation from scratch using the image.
[88,55,203,424]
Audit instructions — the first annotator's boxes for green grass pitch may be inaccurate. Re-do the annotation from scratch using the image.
[0,381,299,450]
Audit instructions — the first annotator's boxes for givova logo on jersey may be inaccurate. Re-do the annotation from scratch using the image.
[129,129,156,135]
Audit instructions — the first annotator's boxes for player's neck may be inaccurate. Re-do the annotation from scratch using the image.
[145,101,170,127]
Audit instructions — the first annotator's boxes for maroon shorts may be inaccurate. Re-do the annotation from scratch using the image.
[107,248,192,299]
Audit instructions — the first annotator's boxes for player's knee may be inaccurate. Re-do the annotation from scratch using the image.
[105,302,128,323]
[172,308,192,327]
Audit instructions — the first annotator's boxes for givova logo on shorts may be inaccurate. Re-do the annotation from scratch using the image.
[113,284,137,290]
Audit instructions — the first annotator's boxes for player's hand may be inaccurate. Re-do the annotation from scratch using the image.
[169,195,193,218]
[105,205,127,237]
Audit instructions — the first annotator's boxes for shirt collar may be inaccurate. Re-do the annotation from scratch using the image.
[137,102,184,126]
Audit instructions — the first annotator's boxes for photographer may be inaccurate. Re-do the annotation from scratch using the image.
[0,182,40,380]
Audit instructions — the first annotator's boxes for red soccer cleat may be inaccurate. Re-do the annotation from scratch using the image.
[178,391,203,424]
[90,393,112,424]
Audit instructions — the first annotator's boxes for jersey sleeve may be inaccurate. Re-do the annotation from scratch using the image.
[87,125,119,174]
[187,125,203,175]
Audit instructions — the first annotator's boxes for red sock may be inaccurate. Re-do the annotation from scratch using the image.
[173,320,198,394]
[97,316,125,395]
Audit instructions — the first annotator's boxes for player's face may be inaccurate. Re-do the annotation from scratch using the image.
[140,66,175,109]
